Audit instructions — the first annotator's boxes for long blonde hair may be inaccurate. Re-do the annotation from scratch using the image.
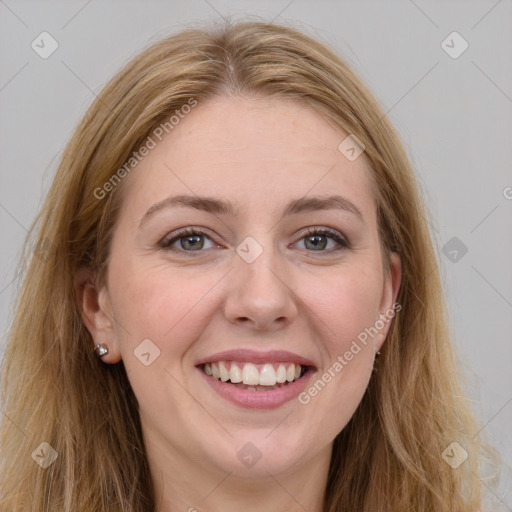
[0,19,486,511]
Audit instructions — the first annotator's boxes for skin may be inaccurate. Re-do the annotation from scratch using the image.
[77,95,401,512]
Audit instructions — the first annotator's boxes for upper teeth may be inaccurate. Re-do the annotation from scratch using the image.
[203,362,302,386]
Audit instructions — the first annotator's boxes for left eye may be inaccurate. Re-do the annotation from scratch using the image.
[160,227,349,254]
[293,227,349,252]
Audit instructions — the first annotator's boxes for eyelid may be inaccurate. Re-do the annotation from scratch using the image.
[295,226,348,242]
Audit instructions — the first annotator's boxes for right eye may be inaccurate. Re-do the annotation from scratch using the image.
[160,228,220,253]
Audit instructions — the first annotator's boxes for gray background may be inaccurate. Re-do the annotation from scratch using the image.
[0,0,511,507]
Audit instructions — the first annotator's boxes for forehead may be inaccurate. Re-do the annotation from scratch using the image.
[165,94,359,165]
[118,94,376,222]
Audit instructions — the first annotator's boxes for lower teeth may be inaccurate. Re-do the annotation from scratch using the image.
[230,382,290,391]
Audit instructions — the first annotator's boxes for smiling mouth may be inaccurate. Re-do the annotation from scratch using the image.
[201,361,308,391]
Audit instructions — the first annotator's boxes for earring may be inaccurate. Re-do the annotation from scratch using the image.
[376,350,381,357]
[94,344,109,358]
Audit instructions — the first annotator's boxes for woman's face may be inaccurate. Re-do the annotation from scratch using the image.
[83,95,401,482]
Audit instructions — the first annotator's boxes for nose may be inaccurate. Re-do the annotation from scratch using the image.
[223,249,298,331]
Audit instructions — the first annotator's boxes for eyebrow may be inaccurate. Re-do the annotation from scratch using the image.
[139,193,364,227]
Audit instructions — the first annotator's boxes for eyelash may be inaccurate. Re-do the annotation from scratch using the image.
[159,226,350,255]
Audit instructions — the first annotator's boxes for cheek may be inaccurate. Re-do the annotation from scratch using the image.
[111,267,212,343]
[295,264,383,438]
[108,255,223,375]
[307,263,383,356]
[107,262,221,420]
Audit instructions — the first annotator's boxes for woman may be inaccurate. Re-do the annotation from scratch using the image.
[0,20,486,511]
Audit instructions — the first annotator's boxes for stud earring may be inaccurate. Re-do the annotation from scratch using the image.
[94,344,109,358]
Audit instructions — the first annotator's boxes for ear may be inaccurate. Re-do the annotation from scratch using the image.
[74,267,122,363]
[376,252,402,351]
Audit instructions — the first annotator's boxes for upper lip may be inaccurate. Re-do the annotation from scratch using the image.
[195,349,316,368]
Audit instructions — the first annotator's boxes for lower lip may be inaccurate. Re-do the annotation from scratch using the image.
[198,367,314,409]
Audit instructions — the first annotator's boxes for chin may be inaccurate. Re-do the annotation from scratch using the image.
[201,428,315,478]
